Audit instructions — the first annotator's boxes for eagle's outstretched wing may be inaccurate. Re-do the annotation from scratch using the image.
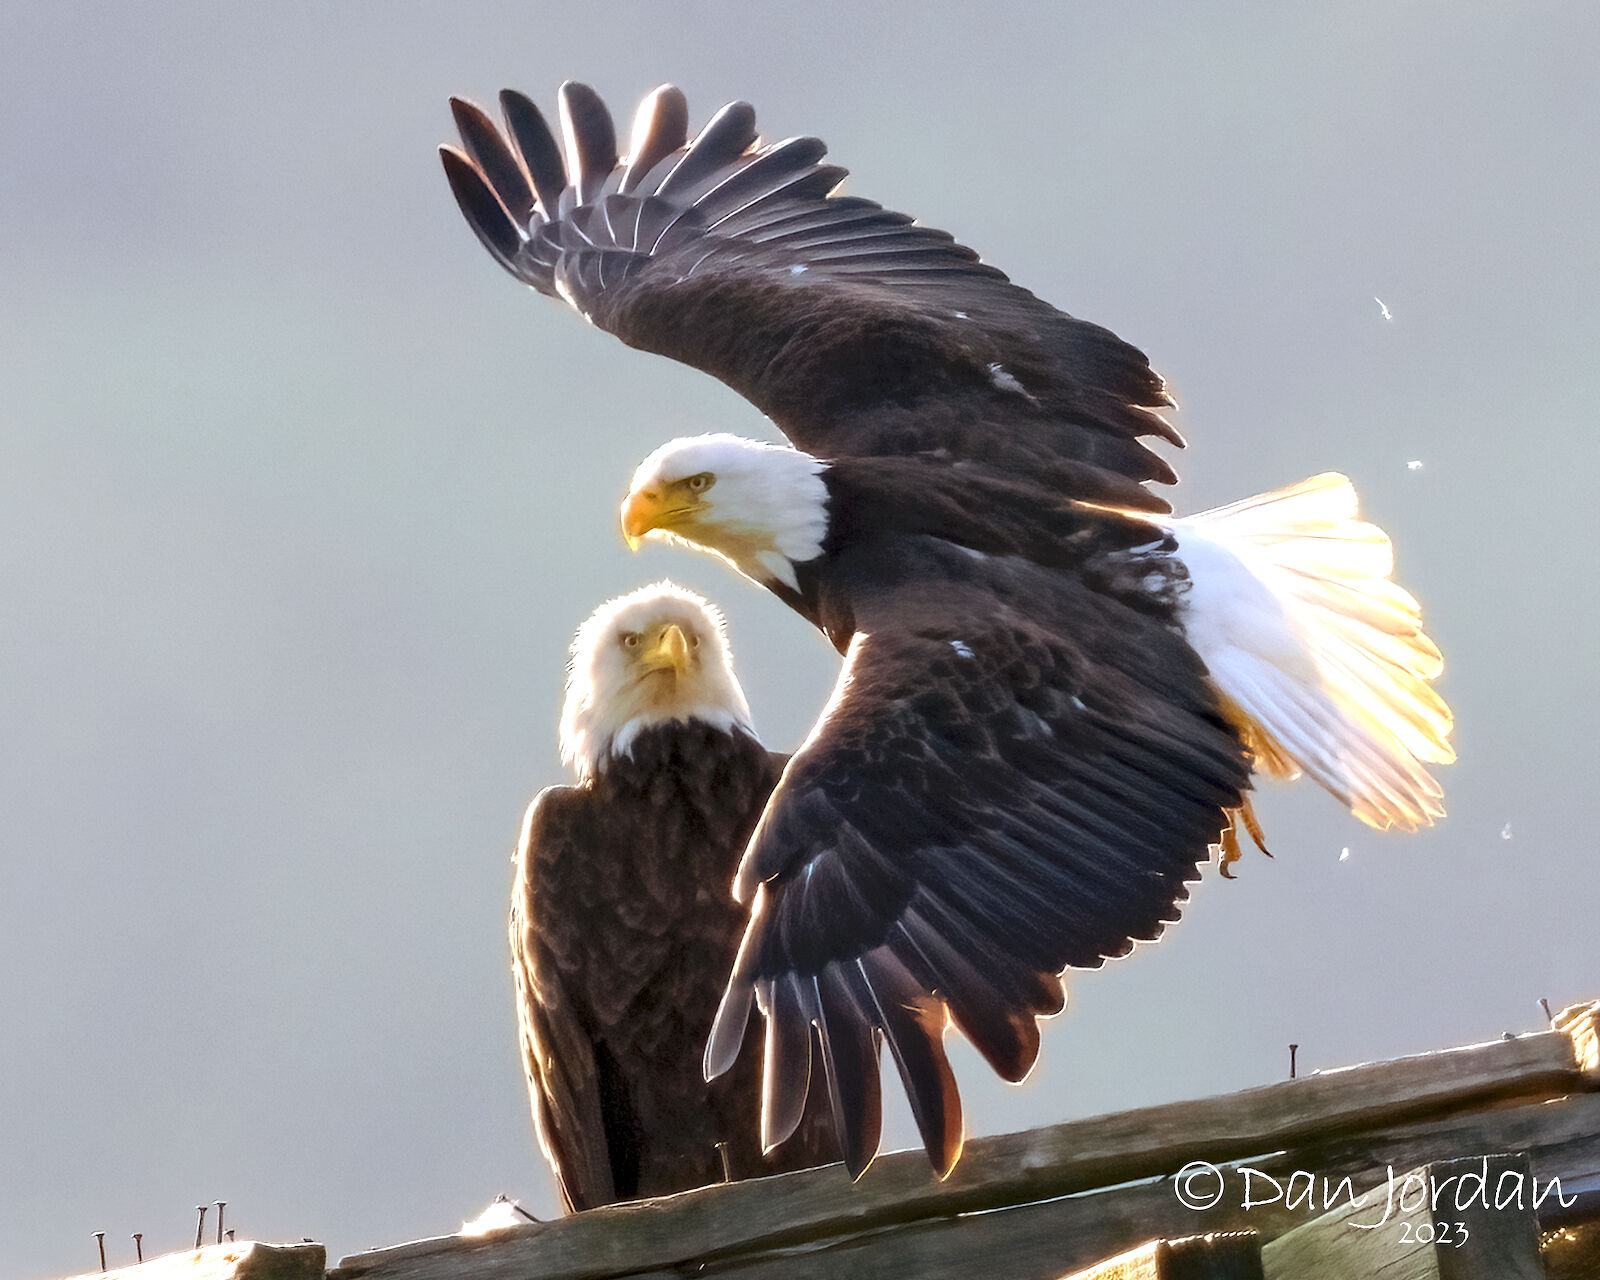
[441,83,1179,510]
[703,549,1249,1176]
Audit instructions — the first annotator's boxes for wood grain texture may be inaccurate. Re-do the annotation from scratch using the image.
[1062,1233,1264,1280]
[1261,1153,1543,1280]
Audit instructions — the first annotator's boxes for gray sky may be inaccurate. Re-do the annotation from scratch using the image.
[3,3,1597,1275]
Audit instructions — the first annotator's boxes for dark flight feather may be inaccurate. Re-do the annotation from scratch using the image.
[438,145,524,275]
[620,86,689,195]
[757,974,813,1150]
[812,965,882,1178]
[499,90,569,217]
[557,82,617,203]
[656,101,759,199]
[850,947,961,1175]
[449,97,536,227]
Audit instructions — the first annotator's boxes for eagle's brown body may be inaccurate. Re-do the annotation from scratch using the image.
[513,719,833,1211]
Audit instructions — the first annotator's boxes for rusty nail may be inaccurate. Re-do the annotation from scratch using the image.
[1541,997,1555,1025]
[1289,1043,1299,1079]
[215,1201,226,1245]
[94,1232,106,1272]
[716,1140,733,1182]
[195,1205,208,1249]
[227,1230,235,1243]
[132,1233,143,1263]
[493,1193,539,1223]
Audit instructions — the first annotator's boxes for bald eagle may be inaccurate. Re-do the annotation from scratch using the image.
[444,85,1453,1178]
[513,582,831,1210]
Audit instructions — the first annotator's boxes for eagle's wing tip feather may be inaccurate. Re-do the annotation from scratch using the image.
[703,981,752,1082]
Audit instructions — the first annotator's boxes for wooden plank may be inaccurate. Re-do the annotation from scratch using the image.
[1060,1233,1263,1280]
[1261,1153,1544,1280]
[330,1024,1591,1280]
[60,1241,326,1280]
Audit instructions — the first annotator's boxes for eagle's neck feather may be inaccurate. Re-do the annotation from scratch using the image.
[574,708,757,784]
[707,452,830,589]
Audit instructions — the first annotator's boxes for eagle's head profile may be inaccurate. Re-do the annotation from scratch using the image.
[621,434,829,591]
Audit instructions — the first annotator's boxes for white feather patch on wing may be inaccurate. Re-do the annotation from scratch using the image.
[1163,473,1454,831]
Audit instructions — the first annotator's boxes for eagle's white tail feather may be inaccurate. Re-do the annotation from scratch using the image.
[1165,473,1453,831]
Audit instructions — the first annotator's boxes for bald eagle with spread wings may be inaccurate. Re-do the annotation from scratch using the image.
[444,84,1454,1180]
[514,582,832,1210]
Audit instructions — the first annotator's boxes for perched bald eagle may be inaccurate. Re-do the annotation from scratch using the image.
[445,85,1454,1178]
[512,582,832,1210]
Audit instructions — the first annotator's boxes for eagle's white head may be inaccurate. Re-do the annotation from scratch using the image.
[560,580,756,782]
[621,433,830,591]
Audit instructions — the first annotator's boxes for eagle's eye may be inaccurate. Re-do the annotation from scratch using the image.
[689,635,701,649]
[619,632,641,649]
[684,472,714,494]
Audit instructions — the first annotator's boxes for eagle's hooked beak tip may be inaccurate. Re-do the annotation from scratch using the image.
[641,623,692,676]
[621,489,656,550]
[660,623,690,672]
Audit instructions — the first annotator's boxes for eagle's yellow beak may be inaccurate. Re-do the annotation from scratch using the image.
[621,489,664,550]
[640,623,691,676]
[623,486,706,550]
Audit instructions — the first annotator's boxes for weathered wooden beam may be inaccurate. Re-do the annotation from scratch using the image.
[1061,1233,1263,1280]
[331,1022,1594,1280]
[1260,1153,1544,1279]
[60,1241,326,1280]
